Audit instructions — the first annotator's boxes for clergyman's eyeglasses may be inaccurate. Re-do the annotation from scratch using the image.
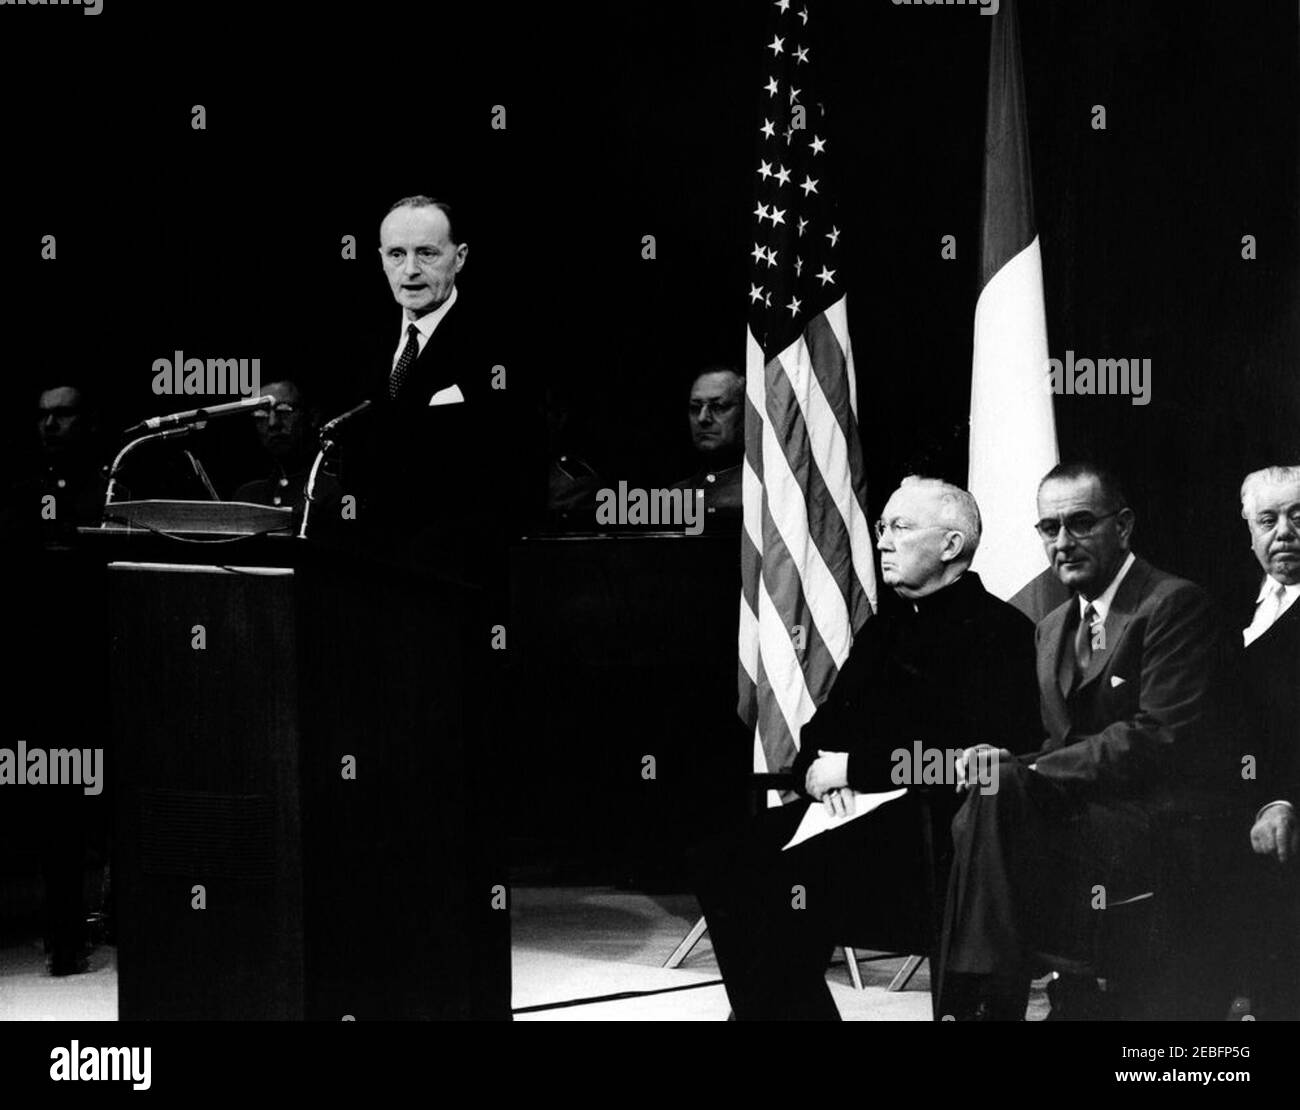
[874,518,950,541]
[1034,509,1120,541]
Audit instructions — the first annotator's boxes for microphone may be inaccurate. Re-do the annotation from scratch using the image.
[299,399,373,540]
[124,395,276,437]
[319,399,373,439]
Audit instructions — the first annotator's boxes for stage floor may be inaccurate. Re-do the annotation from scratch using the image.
[512,885,939,1020]
[0,885,1050,1020]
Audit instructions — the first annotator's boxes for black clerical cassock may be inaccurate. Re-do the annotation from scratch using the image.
[690,569,1042,1020]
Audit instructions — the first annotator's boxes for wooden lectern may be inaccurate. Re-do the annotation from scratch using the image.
[80,504,509,1020]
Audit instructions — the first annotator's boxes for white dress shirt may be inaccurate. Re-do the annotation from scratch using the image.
[391,284,458,368]
[1080,550,1137,627]
[1244,574,1300,820]
[1242,574,1299,648]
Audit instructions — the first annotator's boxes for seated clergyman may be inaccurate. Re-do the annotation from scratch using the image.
[689,476,1042,1020]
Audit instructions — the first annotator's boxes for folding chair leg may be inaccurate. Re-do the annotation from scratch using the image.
[889,954,925,992]
[843,947,864,990]
[664,915,709,969]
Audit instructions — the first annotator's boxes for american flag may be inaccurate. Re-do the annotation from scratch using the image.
[738,0,877,796]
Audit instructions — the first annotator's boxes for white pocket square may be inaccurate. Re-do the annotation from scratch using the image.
[1110,676,1127,688]
[428,383,465,406]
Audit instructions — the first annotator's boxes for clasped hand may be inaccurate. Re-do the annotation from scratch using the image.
[805,750,852,816]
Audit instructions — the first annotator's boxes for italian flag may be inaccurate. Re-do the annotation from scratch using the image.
[967,0,1065,621]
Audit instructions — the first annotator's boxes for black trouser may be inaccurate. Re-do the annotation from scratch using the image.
[40,790,88,960]
[1242,854,1300,1019]
[936,757,1157,1015]
[689,794,929,1020]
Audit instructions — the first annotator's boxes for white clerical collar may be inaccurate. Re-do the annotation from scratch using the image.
[1080,551,1136,625]
[399,284,458,341]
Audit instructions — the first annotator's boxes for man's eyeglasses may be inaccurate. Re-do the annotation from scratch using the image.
[689,400,739,419]
[1249,508,1300,535]
[252,404,300,420]
[874,518,950,541]
[1034,510,1120,541]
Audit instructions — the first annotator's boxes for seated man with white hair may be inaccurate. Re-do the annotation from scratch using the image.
[689,476,1043,1020]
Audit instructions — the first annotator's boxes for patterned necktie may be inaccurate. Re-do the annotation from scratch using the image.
[1072,602,1099,691]
[388,323,422,400]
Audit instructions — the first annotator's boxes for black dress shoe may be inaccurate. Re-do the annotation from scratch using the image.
[942,973,1027,1020]
[975,993,1027,1021]
[1046,973,1119,1020]
[48,951,90,977]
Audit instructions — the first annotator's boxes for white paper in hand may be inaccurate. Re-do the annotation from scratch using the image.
[781,788,908,851]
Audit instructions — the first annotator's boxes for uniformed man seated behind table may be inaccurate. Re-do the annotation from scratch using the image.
[232,379,340,526]
[690,476,1043,1020]
[35,384,107,530]
[671,366,744,524]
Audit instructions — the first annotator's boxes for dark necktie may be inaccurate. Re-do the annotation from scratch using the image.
[388,323,421,400]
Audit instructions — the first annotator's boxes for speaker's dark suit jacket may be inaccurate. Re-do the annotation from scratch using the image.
[369,291,485,409]
[330,292,516,1018]
[341,291,514,590]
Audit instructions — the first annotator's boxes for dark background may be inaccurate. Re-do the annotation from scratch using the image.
[0,0,1296,892]
[2,0,1294,606]
[594,0,1300,611]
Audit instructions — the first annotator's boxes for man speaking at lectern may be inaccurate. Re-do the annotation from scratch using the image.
[343,195,513,589]
[322,195,516,1018]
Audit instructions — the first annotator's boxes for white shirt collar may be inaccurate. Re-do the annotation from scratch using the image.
[399,284,458,343]
[1079,550,1136,625]
[1243,574,1300,646]
[1255,574,1300,606]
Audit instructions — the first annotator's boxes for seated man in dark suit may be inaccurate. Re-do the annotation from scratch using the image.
[1236,465,1300,1017]
[690,477,1043,1020]
[938,462,1222,1020]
